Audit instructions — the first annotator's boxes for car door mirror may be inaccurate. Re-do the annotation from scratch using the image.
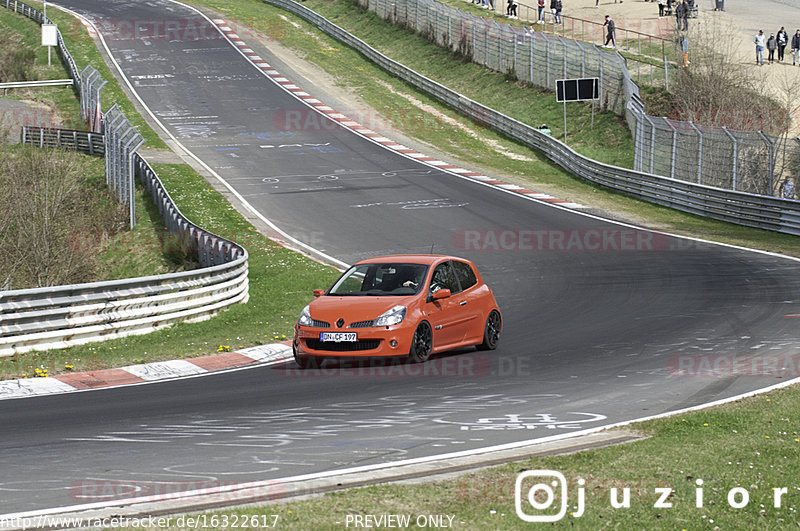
[313,289,325,298]
[432,288,451,300]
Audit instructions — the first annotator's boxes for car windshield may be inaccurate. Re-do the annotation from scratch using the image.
[328,263,429,296]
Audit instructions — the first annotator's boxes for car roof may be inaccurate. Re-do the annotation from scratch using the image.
[354,254,469,266]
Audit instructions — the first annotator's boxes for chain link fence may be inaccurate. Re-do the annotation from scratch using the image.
[80,65,106,133]
[358,0,800,197]
[103,105,144,229]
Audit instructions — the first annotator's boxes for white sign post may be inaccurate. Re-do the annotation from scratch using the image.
[41,2,57,66]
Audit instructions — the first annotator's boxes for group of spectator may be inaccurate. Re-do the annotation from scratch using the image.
[526,0,563,24]
[660,0,695,31]
[754,27,800,66]
[472,0,564,23]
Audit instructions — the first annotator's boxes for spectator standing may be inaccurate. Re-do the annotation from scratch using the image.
[677,1,689,31]
[780,178,796,199]
[680,35,689,67]
[554,0,562,24]
[506,0,513,16]
[767,33,777,64]
[510,0,518,17]
[603,15,616,47]
[658,0,665,18]
[549,0,556,23]
[754,30,765,65]
[538,0,546,23]
[777,27,788,62]
[793,29,800,65]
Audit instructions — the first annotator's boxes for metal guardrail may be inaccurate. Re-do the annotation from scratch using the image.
[264,0,800,235]
[1,2,250,356]
[20,125,104,155]
[0,79,73,94]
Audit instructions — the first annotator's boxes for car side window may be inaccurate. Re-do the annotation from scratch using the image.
[429,261,461,295]
[452,261,477,291]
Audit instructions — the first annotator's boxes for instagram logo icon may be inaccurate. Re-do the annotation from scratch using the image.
[515,470,584,522]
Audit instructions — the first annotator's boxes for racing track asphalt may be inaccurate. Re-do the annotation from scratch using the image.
[2,0,800,516]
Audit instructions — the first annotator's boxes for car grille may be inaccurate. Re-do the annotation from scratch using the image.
[305,339,381,352]
[311,319,330,328]
[348,320,375,328]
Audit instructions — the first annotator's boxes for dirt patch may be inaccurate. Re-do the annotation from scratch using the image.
[0,98,61,143]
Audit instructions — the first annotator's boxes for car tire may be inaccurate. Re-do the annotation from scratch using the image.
[408,321,433,363]
[477,310,502,350]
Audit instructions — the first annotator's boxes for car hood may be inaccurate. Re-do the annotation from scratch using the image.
[309,295,417,324]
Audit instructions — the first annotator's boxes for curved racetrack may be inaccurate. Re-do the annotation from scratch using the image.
[2,0,800,515]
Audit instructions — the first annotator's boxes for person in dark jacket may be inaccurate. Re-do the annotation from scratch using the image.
[675,1,688,31]
[793,29,800,65]
[603,15,616,47]
[777,27,788,62]
[767,33,777,64]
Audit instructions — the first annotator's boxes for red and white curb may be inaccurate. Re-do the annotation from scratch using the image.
[0,343,292,400]
[211,19,587,210]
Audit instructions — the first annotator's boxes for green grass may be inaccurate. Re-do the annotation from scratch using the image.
[177,386,800,529]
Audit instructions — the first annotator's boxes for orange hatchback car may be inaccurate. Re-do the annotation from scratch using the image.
[293,255,502,368]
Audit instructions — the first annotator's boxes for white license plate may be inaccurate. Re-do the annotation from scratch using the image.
[320,332,357,342]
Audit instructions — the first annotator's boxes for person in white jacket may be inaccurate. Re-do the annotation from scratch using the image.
[754,30,766,66]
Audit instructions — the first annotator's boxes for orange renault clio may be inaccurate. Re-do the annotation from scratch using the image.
[293,255,502,368]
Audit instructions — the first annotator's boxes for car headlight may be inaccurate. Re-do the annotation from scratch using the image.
[374,305,406,327]
[298,305,313,327]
